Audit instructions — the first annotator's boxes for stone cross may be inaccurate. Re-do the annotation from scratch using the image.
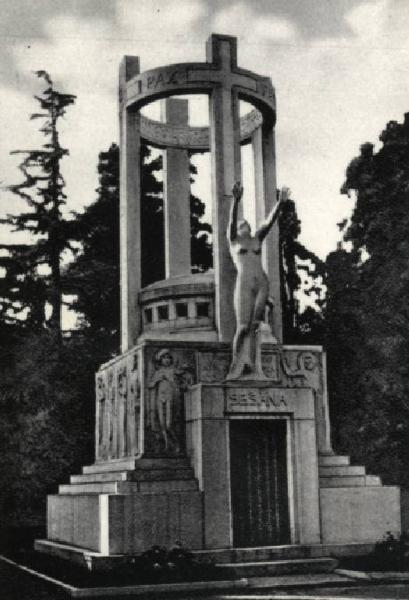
[205,36,244,342]
[161,98,191,278]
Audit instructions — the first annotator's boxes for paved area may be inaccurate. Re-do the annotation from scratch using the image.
[2,558,409,600]
[0,560,67,600]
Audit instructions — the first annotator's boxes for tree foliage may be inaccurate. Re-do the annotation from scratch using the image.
[279,193,324,344]
[324,113,409,487]
[0,71,76,332]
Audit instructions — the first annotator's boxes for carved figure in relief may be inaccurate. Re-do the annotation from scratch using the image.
[148,349,183,454]
[107,369,116,458]
[117,367,127,457]
[96,374,107,459]
[199,352,230,383]
[127,353,140,456]
[281,350,333,455]
[281,351,320,392]
[227,182,286,379]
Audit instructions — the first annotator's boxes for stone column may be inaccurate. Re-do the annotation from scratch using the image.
[207,35,242,342]
[252,122,282,342]
[161,98,191,278]
[119,56,141,352]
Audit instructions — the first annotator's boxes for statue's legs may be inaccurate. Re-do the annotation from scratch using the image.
[228,283,259,379]
[249,280,269,372]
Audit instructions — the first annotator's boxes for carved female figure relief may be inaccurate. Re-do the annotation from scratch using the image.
[96,373,107,460]
[227,182,285,379]
[127,352,140,456]
[148,349,182,455]
[107,369,116,458]
[117,367,127,457]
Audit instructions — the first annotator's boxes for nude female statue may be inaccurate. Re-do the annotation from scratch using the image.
[227,182,286,379]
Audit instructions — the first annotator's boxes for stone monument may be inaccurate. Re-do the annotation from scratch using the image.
[36,34,400,569]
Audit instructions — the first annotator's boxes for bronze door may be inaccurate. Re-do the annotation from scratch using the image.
[230,419,290,547]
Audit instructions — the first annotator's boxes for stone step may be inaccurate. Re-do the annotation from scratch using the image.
[215,557,338,578]
[60,482,119,494]
[319,475,366,487]
[319,455,350,467]
[366,475,382,486]
[83,459,138,474]
[127,467,194,481]
[78,466,193,483]
[59,479,198,495]
[194,544,344,564]
[71,471,129,484]
[83,457,189,474]
[319,465,366,477]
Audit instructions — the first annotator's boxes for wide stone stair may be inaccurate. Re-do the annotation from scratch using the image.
[59,457,199,495]
[319,454,382,488]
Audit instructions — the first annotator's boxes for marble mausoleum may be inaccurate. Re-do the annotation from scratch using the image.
[36,34,400,569]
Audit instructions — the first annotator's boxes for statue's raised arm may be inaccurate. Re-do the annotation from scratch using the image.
[227,182,243,242]
[255,186,288,242]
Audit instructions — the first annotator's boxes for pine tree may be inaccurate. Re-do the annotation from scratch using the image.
[0,71,76,333]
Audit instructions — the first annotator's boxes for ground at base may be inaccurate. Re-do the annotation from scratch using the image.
[3,554,409,599]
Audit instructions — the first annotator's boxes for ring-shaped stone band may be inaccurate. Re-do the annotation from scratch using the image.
[140,109,263,151]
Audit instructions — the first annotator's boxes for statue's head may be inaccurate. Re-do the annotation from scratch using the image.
[155,348,173,368]
[238,219,251,237]
[298,352,316,371]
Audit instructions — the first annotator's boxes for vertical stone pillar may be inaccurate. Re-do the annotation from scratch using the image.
[161,98,191,278]
[207,35,242,342]
[252,122,282,342]
[119,56,141,352]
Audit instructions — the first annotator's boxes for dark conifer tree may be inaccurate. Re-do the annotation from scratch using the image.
[0,71,76,333]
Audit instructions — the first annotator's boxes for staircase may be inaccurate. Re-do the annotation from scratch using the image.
[319,454,382,488]
[59,457,198,495]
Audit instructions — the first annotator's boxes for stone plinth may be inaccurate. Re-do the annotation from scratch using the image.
[45,458,203,554]
[320,486,400,544]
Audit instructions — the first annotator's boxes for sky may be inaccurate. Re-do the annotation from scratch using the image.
[1,0,409,262]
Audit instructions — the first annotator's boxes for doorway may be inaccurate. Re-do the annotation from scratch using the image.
[229,419,291,547]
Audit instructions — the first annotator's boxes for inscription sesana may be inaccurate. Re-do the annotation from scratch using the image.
[226,387,288,412]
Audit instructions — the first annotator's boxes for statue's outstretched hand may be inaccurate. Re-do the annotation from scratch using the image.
[232,181,243,201]
[279,186,290,203]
